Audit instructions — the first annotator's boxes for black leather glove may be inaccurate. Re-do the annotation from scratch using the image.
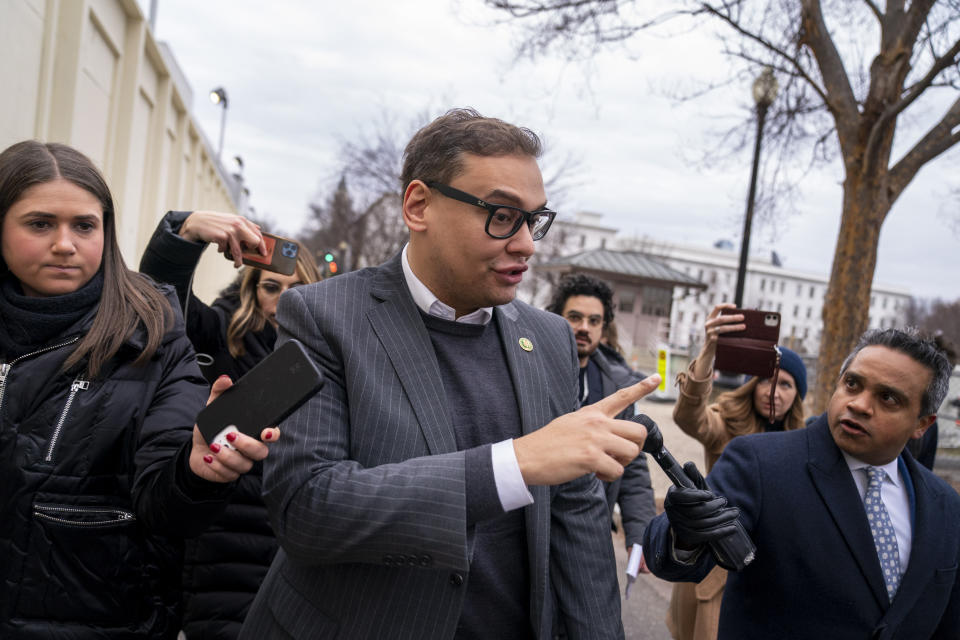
[664,462,741,551]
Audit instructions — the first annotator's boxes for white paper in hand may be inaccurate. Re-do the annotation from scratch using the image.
[624,543,642,599]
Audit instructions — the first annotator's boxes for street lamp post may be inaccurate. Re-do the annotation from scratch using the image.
[209,87,229,161]
[733,67,779,308]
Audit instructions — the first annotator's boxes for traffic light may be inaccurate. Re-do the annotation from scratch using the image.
[322,250,339,276]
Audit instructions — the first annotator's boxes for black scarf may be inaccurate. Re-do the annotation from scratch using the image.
[0,271,104,360]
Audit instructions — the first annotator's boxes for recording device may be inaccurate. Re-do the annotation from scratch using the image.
[196,340,324,449]
[633,414,756,571]
[224,231,300,276]
[714,308,781,378]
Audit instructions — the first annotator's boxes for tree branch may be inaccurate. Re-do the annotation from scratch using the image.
[863,35,960,178]
[698,2,830,104]
[860,0,882,22]
[888,94,960,200]
[797,0,861,154]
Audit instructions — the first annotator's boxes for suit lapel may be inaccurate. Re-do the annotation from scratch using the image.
[805,418,890,609]
[879,454,948,624]
[366,256,457,455]
[592,349,619,400]
[495,303,554,634]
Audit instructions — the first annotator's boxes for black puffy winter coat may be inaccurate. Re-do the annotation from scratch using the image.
[0,287,228,639]
[140,212,278,639]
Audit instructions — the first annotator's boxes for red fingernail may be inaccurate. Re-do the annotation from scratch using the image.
[264,431,273,440]
[209,443,221,453]
[226,432,238,442]
[203,455,214,464]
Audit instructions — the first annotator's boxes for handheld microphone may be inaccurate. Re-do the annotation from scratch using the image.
[633,414,756,571]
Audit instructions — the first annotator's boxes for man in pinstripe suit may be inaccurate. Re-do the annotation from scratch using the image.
[241,108,659,639]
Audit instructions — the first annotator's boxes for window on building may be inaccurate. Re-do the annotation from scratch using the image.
[692,312,699,324]
[809,285,815,298]
[806,307,812,319]
[698,268,704,281]
[600,238,606,249]
[721,293,728,303]
[793,305,799,317]
[678,311,685,323]
[710,271,718,284]
[804,327,809,339]
[760,279,766,292]
[796,284,802,296]
[641,286,672,317]
[777,302,783,312]
[882,297,888,309]
[709,293,715,304]
[580,234,586,248]
[618,291,635,314]
[779,281,785,294]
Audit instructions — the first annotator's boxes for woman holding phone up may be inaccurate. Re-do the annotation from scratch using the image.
[0,140,277,639]
[140,211,320,639]
[666,303,808,640]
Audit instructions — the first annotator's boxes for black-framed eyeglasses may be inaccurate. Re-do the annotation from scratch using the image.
[426,182,556,241]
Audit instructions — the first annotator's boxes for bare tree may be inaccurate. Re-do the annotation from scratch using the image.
[306,106,585,273]
[485,0,960,411]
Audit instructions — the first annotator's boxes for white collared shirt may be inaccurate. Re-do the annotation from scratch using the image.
[401,245,533,511]
[843,452,912,573]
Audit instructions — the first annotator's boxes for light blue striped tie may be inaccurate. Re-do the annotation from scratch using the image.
[864,466,901,601]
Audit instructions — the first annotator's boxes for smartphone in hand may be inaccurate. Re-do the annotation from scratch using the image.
[196,340,324,448]
[714,308,781,377]
[225,231,301,276]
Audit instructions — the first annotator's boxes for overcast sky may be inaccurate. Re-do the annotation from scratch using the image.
[148,0,959,300]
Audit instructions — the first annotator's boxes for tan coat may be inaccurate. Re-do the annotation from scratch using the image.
[664,359,737,640]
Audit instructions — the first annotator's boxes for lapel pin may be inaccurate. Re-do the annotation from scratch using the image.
[519,337,533,352]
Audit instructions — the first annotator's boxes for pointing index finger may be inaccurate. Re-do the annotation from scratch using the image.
[591,374,662,417]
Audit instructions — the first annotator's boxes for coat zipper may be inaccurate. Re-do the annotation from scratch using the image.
[0,336,83,462]
[33,503,135,527]
[44,377,90,462]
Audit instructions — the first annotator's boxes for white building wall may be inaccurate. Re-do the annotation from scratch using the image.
[548,217,911,358]
[1,0,240,304]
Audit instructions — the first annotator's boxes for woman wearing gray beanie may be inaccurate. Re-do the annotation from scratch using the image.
[665,303,808,640]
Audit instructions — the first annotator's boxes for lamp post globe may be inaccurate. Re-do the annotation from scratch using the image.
[733,67,779,309]
[209,87,229,161]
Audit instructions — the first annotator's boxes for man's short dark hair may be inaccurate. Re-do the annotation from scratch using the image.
[400,108,542,193]
[546,273,615,328]
[839,327,952,416]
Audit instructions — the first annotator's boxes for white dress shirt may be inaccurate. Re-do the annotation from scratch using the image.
[401,245,534,511]
[842,452,912,573]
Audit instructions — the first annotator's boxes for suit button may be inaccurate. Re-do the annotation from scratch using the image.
[449,573,464,587]
[395,554,407,564]
[383,555,394,566]
[419,555,432,567]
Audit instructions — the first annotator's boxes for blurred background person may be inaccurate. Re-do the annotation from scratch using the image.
[546,273,657,572]
[0,140,273,639]
[140,210,319,639]
[667,303,807,640]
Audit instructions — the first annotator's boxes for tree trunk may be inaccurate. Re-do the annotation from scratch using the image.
[812,174,891,414]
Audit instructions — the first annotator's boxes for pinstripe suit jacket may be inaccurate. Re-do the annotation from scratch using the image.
[240,254,624,640]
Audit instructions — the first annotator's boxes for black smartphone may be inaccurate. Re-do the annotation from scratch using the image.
[225,231,301,276]
[196,340,324,447]
[714,308,782,377]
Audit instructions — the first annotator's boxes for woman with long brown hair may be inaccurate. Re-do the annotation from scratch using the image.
[667,303,807,640]
[140,210,321,639]
[0,140,275,639]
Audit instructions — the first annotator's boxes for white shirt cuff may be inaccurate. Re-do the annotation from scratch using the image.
[492,439,534,512]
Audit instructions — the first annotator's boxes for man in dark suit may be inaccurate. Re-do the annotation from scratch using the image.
[644,327,960,639]
[240,108,659,639]
[546,273,657,572]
